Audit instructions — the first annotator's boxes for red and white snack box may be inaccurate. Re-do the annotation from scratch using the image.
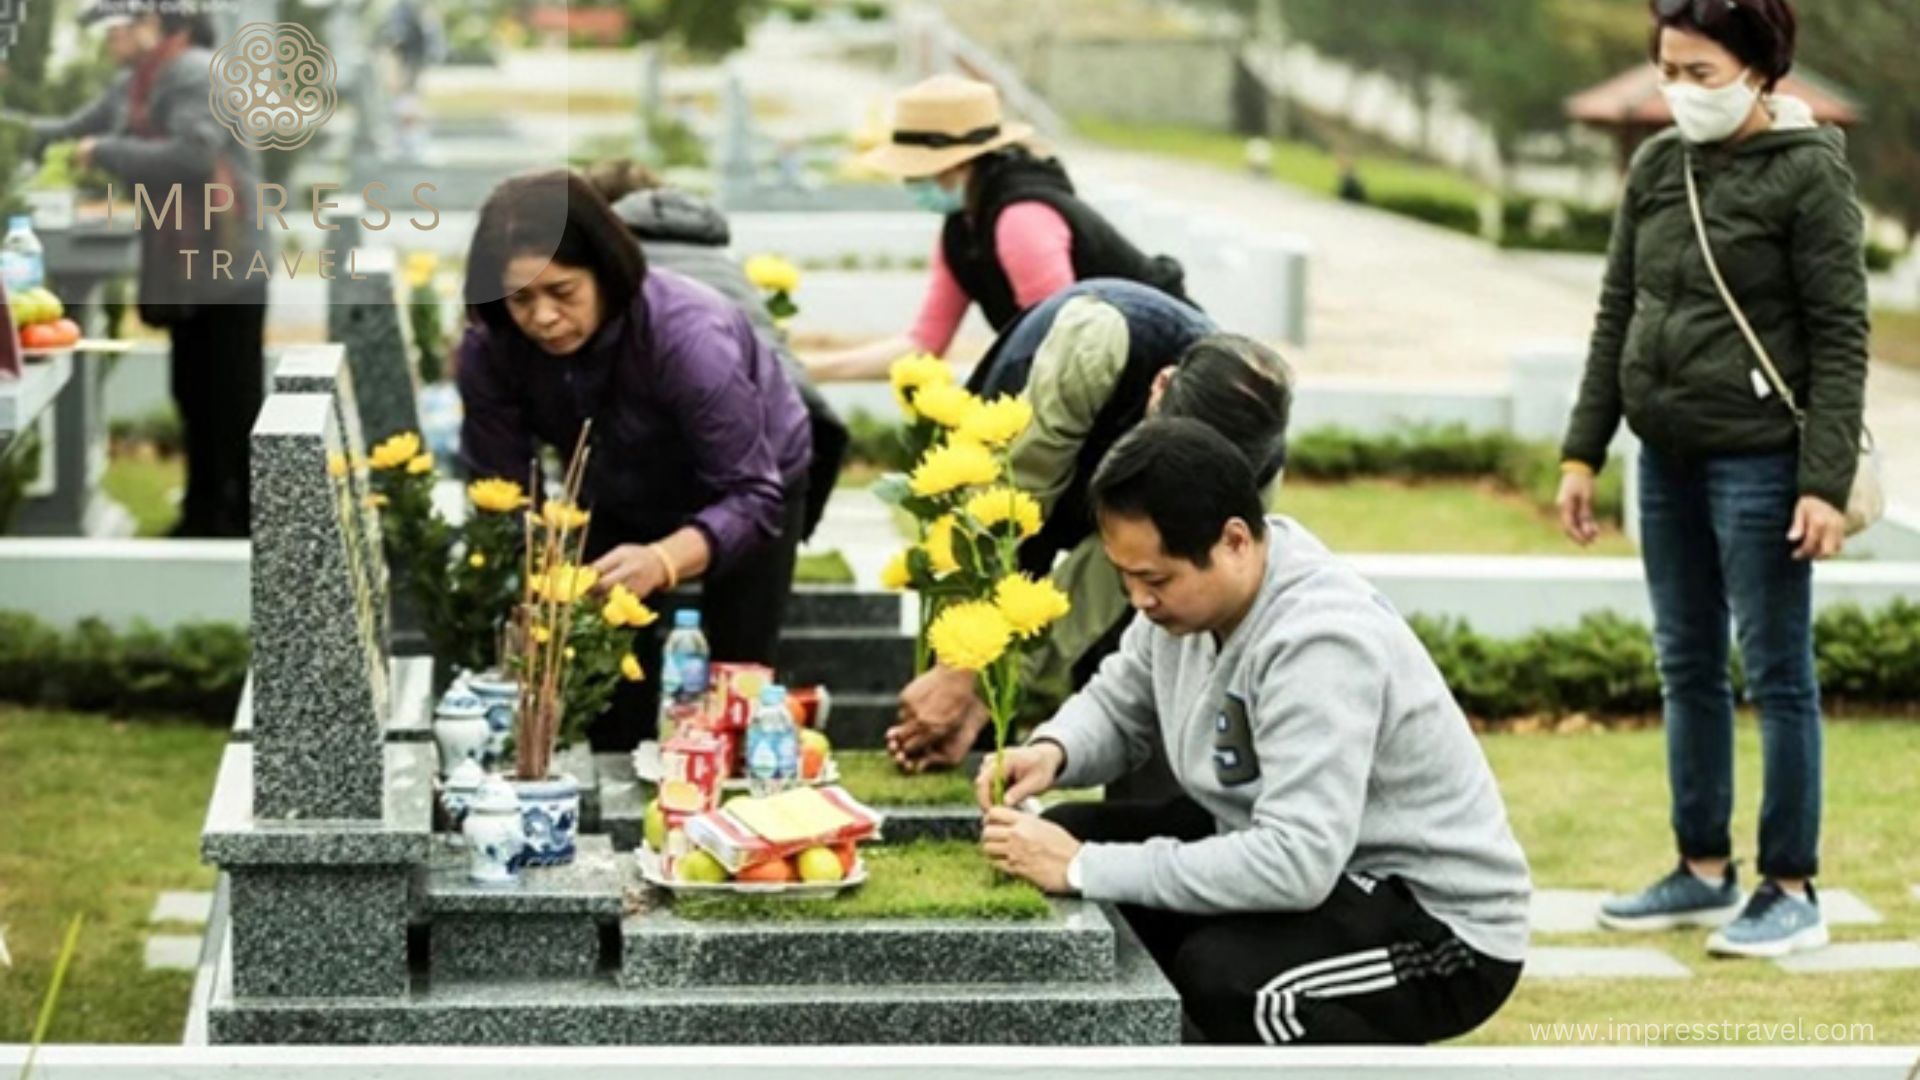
[684,785,883,875]
[706,662,774,732]
[657,730,727,814]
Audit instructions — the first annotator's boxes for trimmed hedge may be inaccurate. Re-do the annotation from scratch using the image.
[1286,423,1625,521]
[0,611,247,724]
[1369,192,1483,237]
[1412,599,1920,721]
[2,595,1913,728]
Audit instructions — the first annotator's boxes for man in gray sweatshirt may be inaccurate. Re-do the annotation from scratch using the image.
[981,418,1532,1045]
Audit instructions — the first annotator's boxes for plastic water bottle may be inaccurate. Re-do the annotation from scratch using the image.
[745,685,798,798]
[1,217,45,295]
[656,608,710,739]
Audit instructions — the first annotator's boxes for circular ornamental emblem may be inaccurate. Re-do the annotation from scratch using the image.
[208,21,338,152]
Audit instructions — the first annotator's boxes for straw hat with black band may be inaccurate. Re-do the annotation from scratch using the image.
[860,74,1036,180]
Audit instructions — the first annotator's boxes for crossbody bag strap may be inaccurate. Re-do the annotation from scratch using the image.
[1682,151,1807,431]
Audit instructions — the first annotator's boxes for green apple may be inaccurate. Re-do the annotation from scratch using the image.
[795,846,845,884]
[643,797,667,852]
[676,849,728,884]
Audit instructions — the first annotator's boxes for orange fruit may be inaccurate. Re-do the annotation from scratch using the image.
[736,857,797,884]
[832,842,857,876]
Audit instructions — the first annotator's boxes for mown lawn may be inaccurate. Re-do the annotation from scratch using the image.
[1276,478,1635,556]
[6,709,1915,1043]
[0,708,224,1044]
[1469,717,1920,1045]
[1074,115,1489,209]
[101,453,182,538]
[1872,307,1920,373]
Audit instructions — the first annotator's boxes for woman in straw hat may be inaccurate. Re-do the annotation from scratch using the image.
[803,75,1190,382]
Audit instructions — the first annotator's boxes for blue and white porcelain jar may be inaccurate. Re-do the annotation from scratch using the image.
[440,758,486,832]
[509,773,581,868]
[432,691,491,776]
[465,673,519,767]
[462,775,527,885]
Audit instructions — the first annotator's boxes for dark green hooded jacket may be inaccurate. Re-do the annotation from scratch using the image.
[1562,102,1869,509]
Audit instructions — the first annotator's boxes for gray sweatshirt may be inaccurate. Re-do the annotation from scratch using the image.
[1030,517,1532,962]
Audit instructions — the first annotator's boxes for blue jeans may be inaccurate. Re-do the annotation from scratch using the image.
[1638,448,1822,881]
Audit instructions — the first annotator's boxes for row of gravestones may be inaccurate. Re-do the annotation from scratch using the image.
[194,342,1181,1045]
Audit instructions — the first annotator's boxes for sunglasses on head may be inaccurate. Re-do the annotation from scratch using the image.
[1656,0,1741,26]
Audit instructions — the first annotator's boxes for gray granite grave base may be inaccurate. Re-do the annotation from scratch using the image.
[228,866,412,998]
[431,916,604,981]
[595,753,645,852]
[620,897,1116,989]
[202,742,434,867]
[878,806,985,844]
[205,906,1181,1045]
[419,836,623,982]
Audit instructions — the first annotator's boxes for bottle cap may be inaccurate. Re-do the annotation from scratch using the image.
[674,608,701,628]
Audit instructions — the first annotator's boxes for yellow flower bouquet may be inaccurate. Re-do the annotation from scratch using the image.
[871,357,1067,801]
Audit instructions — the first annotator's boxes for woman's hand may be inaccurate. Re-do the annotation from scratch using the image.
[888,664,989,773]
[1789,495,1847,561]
[1557,469,1600,547]
[590,543,670,600]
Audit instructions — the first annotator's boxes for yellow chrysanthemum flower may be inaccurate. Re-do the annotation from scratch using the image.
[468,478,529,514]
[957,395,1033,448]
[468,551,487,569]
[995,574,1072,639]
[923,514,961,576]
[533,564,599,604]
[406,453,435,476]
[621,653,645,682]
[909,439,1001,498]
[927,601,1014,672]
[601,584,659,628]
[531,625,552,644]
[564,646,576,660]
[539,500,592,531]
[326,452,347,478]
[743,254,801,294]
[368,431,422,470]
[880,548,912,592]
[405,251,439,290]
[889,353,952,419]
[965,487,1043,538]
[365,493,389,510]
[911,382,981,430]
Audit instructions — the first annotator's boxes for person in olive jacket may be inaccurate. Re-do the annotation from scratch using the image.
[1557,0,1867,960]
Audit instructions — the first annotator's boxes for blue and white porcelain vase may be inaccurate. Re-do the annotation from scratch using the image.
[440,758,486,832]
[509,773,580,868]
[462,775,526,885]
[465,673,519,768]
[432,691,491,776]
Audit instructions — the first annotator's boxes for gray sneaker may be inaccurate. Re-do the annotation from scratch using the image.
[1706,881,1828,958]
[1597,861,1744,931]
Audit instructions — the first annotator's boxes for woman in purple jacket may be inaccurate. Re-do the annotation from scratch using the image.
[457,171,812,749]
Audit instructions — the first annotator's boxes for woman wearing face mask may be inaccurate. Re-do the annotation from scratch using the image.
[802,75,1190,382]
[457,171,813,750]
[1558,0,1868,959]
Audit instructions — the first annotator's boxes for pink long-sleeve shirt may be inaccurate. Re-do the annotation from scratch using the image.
[908,201,1075,356]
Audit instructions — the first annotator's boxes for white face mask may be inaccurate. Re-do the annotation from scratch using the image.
[1661,70,1762,144]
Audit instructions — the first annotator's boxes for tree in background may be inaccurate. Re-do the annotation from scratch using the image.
[1796,0,1920,242]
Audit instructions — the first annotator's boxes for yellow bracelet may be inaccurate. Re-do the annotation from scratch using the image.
[1560,461,1595,477]
[649,543,679,592]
